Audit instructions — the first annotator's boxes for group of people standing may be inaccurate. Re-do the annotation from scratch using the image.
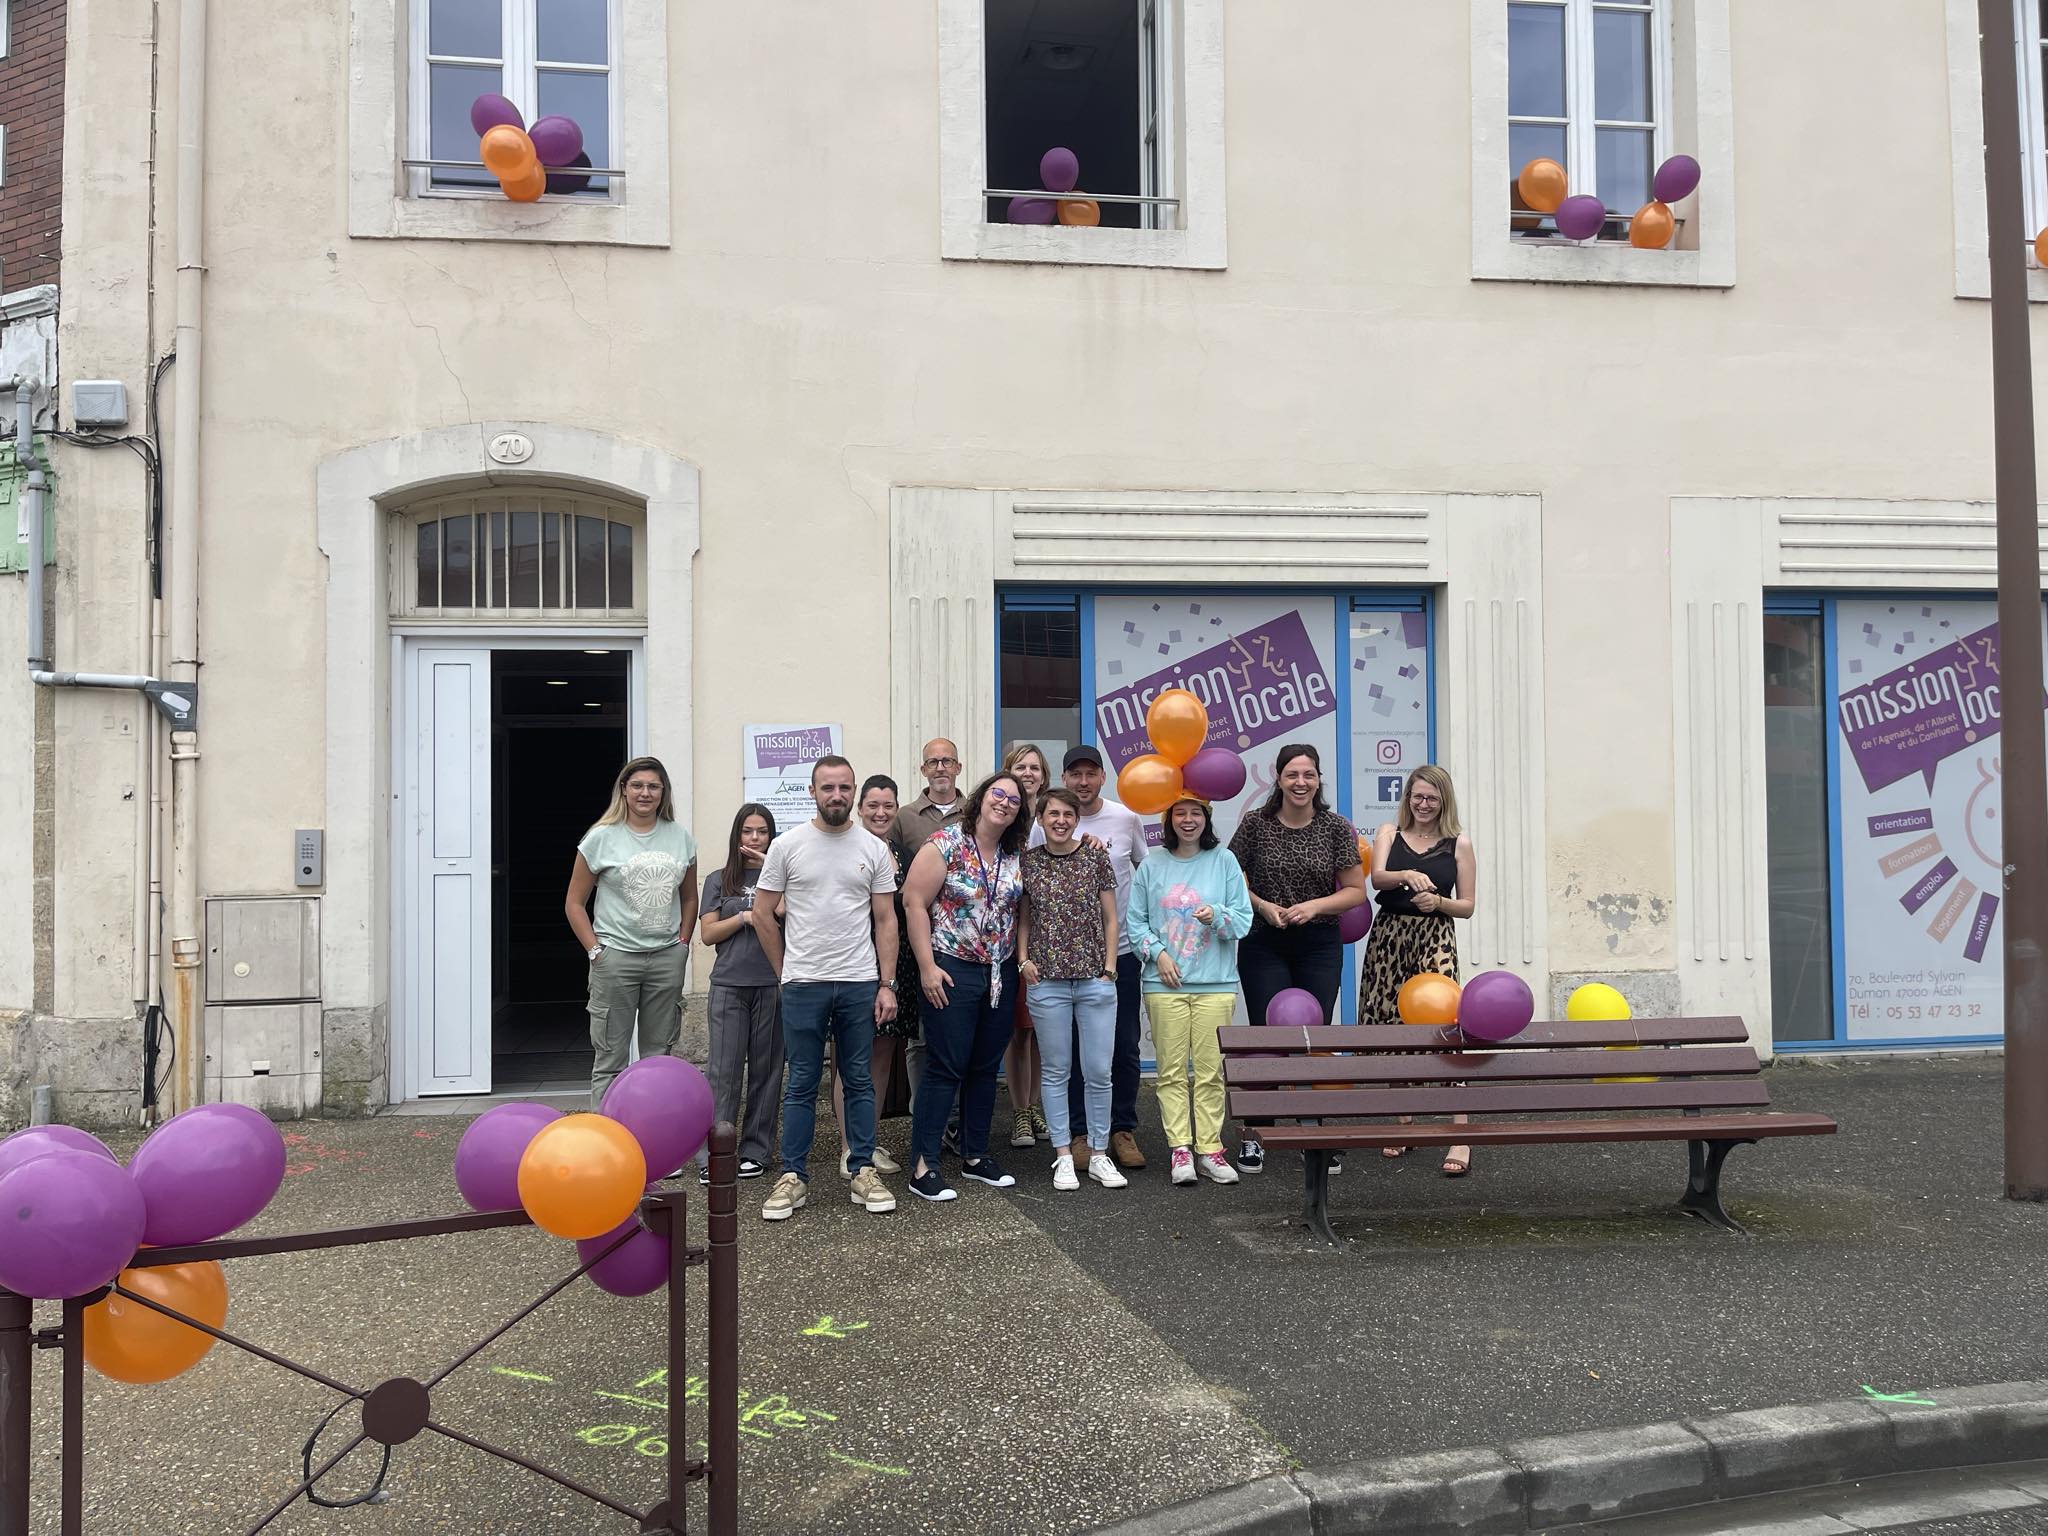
[563,737,1481,1222]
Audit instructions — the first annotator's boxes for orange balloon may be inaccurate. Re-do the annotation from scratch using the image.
[84,1261,228,1384]
[518,1114,646,1240]
[1629,200,1675,249]
[1145,689,1209,766]
[2034,228,2048,267]
[480,124,538,180]
[1516,157,1568,215]
[1396,972,1461,1027]
[501,162,548,203]
[1057,199,1100,227]
[1117,753,1184,816]
[1357,833,1373,873]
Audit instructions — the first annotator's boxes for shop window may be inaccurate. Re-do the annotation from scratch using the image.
[1762,609,1833,1044]
[999,596,1083,760]
[396,493,641,618]
[1507,0,1663,240]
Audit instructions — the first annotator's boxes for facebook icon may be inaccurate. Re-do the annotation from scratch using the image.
[1378,774,1405,803]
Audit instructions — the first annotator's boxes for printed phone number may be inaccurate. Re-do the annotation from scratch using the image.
[1848,1004,1983,1021]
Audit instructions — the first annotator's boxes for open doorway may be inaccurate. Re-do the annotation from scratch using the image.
[491,648,630,1090]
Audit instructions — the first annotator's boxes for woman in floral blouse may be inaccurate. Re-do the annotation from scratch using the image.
[1019,787,1123,1192]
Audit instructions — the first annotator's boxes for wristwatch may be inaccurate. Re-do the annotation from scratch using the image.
[879,979,898,993]
[587,944,604,961]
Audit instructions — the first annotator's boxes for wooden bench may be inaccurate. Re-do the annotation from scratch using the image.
[1218,1016,1837,1244]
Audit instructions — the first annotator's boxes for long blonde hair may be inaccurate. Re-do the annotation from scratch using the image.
[593,756,676,828]
[1397,764,1462,838]
[1001,741,1051,800]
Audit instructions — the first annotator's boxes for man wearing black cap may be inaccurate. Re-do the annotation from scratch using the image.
[1060,745,1149,1170]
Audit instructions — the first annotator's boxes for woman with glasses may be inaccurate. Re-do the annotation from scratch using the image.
[564,756,698,1112]
[902,771,1030,1203]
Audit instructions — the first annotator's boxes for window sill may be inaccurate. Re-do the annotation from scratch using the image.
[1954,264,2048,302]
[350,190,665,248]
[943,221,1223,271]
[1473,238,1734,289]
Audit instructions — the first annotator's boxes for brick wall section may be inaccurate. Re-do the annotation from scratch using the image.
[0,0,67,293]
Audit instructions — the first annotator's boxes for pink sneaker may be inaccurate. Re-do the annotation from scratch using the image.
[1170,1147,1195,1186]
[1198,1152,1240,1185]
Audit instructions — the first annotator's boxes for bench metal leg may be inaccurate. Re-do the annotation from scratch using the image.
[1679,1138,1756,1232]
[1299,1150,1340,1245]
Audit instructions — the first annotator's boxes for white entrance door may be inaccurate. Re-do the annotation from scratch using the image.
[407,645,492,1095]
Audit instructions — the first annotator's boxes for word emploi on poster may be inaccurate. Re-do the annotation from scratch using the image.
[1834,600,2048,1042]
[743,723,843,826]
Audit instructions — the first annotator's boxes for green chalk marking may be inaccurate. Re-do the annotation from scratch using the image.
[1860,1385,1937,1406]
[826,1449,909,1477]
[491,1368,555,1383]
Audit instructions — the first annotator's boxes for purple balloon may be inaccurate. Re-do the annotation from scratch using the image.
[469,93,524,138]
[545,150,594,196]
[577,1214,670,1297]
[1652,153,1701,204]
[1007,197,1057,225]
[602,1056,715,1181]
[1458,969,1535,1043]
[128,1102,286,1247]
[1337,897,1373,946]
[1039,147,1080,194]
[0,1149,145,1299]
[0,1124,115,1182]
[1555,194,1607,241]
[455,1102,564,1213]
[529,114,584,169]
[1265,987,1325,1030]
[1181,747,1247,803]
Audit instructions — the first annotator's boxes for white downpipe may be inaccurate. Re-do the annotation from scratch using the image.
[165,0,209,1112]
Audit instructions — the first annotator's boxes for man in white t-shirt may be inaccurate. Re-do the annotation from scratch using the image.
[754,756,901,1221]
[1060,746,1149,1172]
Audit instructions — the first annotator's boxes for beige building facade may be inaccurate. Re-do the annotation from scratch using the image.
[5,0,2048,1125]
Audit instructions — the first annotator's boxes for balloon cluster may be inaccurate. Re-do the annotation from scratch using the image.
[0,1104,288,1384]
[1514,153,1700,249]
[1114,689,1244,814]
[454,1055,713,1298]
[471,94,592,202]
[1394,968,1536,1043]
[1007,147,1101,227]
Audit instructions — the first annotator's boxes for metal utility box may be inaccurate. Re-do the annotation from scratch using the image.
[203,1003,322,1117]
[205,897,320,1004]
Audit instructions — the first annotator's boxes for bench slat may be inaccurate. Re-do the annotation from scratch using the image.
[1251,1112,1837,1149]
[1228,1077,1771,1120]
[1217,1016,1751,1055]
[1225,1044,1761,1086]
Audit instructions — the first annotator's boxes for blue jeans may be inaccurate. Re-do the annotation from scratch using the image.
[779,980,876,1181]
[1069,950,1143,1137]
[1030,977,1117,1150]
[912,953,1015,1172]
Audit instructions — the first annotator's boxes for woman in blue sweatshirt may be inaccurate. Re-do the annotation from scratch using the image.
[1126,792,1254,1186]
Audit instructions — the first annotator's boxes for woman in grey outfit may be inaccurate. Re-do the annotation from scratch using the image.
[695,803,782,1179]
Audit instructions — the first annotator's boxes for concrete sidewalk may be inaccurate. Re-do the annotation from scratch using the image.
[16,1055,2048,1533]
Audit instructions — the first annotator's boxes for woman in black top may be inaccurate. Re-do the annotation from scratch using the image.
[1227,742,1367,1173]
[1360,764,1478,1174]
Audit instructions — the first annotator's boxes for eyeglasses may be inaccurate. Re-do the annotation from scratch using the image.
[923,756,960,769]
[985,788,1021,807]
[624,783,664,794]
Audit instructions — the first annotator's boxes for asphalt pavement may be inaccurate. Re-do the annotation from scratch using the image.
[13,1054,2047,1534]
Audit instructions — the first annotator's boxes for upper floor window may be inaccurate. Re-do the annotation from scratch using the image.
[395,492,643,619]
[1507,0,1665,239]
[410,0,616,199]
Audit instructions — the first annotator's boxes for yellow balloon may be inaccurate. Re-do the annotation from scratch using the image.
[1565,983,1631,1022]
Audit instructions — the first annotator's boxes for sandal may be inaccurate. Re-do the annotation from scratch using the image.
[1383,1115,1414,1158]
[1441,1146,1471,1178]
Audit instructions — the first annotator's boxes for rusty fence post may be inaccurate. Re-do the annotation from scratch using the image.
[60,1297,82,1536]
[706,1124,738,1536]
[0,1289,29,1536]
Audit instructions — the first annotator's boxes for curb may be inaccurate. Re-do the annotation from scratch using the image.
[1092,1381,2048,1535]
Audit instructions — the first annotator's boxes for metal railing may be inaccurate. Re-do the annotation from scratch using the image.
[983,187,1180,207]
[0,1125,741,1536]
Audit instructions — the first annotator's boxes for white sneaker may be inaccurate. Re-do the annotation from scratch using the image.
[849,1166,897,1213]
[1197,1152,1239,1185]
[1051,1154,1079,1191]
[1087,1154,1128,1189]
[871,1146,901,1174]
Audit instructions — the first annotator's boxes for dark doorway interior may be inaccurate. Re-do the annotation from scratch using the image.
[984,0,1147,228]
[492,648,630,1089]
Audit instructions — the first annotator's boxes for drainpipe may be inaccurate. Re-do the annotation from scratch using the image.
[164,0,211,1113]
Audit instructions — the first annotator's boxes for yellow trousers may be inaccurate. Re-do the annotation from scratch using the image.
[1145,991,1234,1154]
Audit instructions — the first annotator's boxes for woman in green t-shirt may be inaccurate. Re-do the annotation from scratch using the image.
[565,756,699,1111]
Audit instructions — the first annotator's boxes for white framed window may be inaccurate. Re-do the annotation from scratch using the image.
[2014,0,2048,239]
[941,0,1226,269]
[392,492,645,621]
[1473,0,1735,288]
[347,0,669,246]
[407,0,617,199]
[0,0,11,61]
[1507,0,1667,239]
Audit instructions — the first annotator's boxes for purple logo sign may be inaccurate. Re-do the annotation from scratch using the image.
[1866,809,1933,838]
[751,727,835,772]
[1836,623,2007,793]
[1094,611,1334,771]
[1964,892,2000,964]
